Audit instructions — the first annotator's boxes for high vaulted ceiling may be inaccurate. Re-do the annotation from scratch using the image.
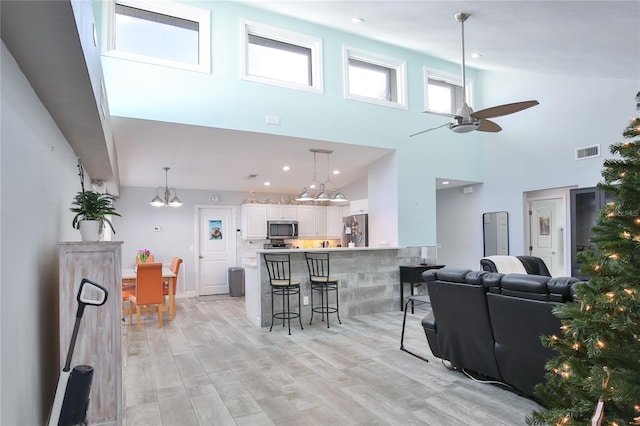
[4,1,638,196]
[237,0,640,80]
[113,0,639,195]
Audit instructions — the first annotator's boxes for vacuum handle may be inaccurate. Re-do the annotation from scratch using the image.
[64,280,109,370]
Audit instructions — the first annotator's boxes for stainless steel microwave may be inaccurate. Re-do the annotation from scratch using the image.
[267,220,298,239]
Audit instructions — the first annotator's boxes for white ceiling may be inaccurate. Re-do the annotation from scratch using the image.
[109,1,640,194]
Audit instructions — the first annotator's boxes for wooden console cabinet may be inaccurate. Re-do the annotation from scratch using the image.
[58,241,123,425]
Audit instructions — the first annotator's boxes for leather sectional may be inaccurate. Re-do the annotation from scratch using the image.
[421,268,580,398]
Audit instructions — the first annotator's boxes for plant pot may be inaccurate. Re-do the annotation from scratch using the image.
[79,220,100,241]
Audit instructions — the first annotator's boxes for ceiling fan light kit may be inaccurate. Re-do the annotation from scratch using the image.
[411,12,539,138]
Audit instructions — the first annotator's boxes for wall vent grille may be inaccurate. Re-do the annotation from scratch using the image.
[575,145,600,160]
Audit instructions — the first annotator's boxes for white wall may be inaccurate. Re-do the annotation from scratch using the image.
[436,184,485,269]
[435,71,638,270]
[368,152,398,247]
[1,42,81,425]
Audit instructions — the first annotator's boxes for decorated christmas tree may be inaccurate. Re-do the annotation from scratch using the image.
[528,92,640,426]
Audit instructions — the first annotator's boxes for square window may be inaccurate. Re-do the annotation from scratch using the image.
[102,0,211,73]
[344,47,407,109]
[424,69,472,115]
[241,20,323,93]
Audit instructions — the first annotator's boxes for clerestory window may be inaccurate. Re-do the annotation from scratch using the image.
[424,69,473,115]
[102,0,211,73]
[344,47,407,109]
[241,20,323,93]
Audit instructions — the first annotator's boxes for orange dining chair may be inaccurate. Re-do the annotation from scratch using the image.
[135,254,155,265]
[164,257,182,316]
[128,262,167,330]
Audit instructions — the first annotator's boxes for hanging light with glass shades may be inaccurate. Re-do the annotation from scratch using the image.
[150,166,183,207]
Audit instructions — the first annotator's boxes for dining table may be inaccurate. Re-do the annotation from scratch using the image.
[122,266,177,320]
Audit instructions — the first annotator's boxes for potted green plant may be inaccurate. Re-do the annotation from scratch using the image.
[70,160,121,241]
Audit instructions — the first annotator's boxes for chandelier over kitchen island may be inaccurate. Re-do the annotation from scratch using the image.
[296,149,348,203]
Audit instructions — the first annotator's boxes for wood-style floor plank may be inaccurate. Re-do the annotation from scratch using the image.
[122,297,540,425]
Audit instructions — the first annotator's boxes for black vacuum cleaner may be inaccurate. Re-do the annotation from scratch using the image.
[48,278,108,426]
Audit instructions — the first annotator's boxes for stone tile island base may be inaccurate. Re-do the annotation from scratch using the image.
[246,247,423,328]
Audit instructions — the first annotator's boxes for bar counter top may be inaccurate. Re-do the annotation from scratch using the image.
[256,246,403,254]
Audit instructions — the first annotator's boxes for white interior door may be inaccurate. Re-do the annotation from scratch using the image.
[198,207,236,295]
[528,198,564,276]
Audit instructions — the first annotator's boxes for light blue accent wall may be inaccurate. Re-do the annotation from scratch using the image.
[96,0,485,246]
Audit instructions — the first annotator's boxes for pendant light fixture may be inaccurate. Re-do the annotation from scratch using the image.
[296,149,348,203]
[150,166,183,207]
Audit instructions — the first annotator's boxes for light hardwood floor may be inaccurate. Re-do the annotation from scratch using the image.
[122,296,540,425]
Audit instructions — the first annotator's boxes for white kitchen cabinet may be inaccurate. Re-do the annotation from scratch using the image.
[349,198,368,215]
[296,205,317,237]
[267,204,297,220]
[342,204,351,218]
[316,206,327,237]
[241,204,267,239]
[326,206,343,238]
[297,205,328,237]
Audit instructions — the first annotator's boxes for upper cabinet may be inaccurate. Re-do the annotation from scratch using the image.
[242,204,342,240]
[267,204,297,220]
[349,199,368,215]
[326,206,343,238]
[241,204,267,239]
[297,205,326,237]
[570,187,615,279]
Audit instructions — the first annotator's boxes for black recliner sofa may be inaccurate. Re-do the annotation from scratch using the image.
[421,268,579,398]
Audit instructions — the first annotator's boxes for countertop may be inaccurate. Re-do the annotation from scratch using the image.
[242,247,403,268]
[255,246,402,254]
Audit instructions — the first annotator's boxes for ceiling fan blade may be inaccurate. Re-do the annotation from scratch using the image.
[471,100,539,119]
[476,119,502,133]
[410,122,450,137]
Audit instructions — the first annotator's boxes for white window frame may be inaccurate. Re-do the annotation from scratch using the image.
[240,20,324,94]
[343,46,407,110]
[423,68,474,114]
[102,0,211,73]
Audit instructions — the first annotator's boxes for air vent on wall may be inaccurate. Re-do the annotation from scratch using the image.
[575,145,600,160]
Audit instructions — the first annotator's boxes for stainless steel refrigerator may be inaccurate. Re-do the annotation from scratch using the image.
[342,214,368,247]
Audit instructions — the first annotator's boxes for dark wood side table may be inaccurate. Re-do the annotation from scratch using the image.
[399,264,445,312]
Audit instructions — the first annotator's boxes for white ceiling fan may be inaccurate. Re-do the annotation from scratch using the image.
[411,12,539,137]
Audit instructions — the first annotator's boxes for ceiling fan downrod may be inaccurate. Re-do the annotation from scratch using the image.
[455,12,470,97]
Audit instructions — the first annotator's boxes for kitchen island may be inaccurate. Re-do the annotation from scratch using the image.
[243,246,423,327]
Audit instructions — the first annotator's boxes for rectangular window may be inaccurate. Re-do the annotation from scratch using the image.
[424,69,472,115]
[102,0,211,73]
[241,20,323,93]
[344,47,407,109]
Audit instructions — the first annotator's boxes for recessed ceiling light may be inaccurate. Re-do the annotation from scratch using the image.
[282,165,290,171]
[333,170,340,175]
[471,52,482,59]
[442,181,450,185]
[264,181,271,186]
[351,17,364,23]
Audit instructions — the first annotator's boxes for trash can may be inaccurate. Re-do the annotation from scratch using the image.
[228,267,245,297]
